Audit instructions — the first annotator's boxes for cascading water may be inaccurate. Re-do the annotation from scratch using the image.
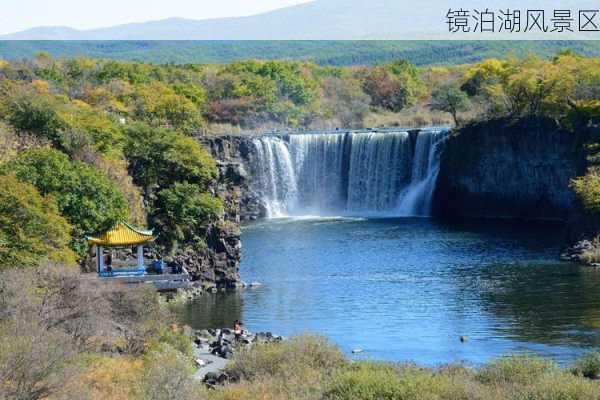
[396,129,447,216]
[251,129,447,218]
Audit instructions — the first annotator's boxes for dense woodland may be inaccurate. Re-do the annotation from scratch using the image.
[0,51,599,399]
[0,51,599,266]
[1,40,600,66]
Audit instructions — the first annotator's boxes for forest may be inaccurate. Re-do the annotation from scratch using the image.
[0,51,599,399]
[1,40,600,66]
[0,51,599,267]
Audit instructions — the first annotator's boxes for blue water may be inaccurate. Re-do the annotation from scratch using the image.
[181,217,600,366]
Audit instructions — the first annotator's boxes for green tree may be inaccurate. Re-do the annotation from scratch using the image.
[0,174,75,268]
[154,182,222,249]
[431,84,471,126]
[5,90,64,145]
[133,82,203,134]
[124,123,217,196]
[7,149,128,256]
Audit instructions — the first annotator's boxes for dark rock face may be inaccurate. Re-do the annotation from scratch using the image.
[198,135,264,221]
[433,118,587,221]
[176,135,265,287]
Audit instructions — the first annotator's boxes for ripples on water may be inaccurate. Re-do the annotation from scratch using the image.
[180,218,600,366]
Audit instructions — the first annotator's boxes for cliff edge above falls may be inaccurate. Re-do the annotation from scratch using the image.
[433,118,587,221]
[197,135,264,221]
[171,136,260,288]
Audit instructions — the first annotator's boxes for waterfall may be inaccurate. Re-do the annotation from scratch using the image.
[251,129,447,218]
[251,136,298,218]
[346,131,413,212]
[397,129,447,216]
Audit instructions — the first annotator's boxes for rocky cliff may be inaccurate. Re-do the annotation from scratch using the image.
[198,135,264,220]
[168,136,258,288]
[433,118,587,221]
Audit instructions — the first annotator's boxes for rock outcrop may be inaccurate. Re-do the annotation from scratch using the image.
[198,135,264,220]
[168,136,256,288]
[433,118,587,221]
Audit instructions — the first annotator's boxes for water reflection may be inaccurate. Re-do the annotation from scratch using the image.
[180,291,243,330]
[180,218,600,365]
[476,263,600,347]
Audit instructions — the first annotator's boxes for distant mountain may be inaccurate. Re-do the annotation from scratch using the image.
[4,27,83,40]
[2,0,598,40]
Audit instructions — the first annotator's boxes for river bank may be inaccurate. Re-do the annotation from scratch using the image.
[178,217,600,366]
[196,334,600,400]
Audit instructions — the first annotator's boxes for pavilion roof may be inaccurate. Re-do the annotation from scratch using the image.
[86,222,156,247]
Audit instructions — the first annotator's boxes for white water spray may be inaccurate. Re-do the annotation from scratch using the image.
[251,129,447,218]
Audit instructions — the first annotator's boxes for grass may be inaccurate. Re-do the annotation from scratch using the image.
[207,335,600,400]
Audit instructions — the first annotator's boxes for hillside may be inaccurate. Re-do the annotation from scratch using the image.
[1,41,600,66]
[2,0,598,40]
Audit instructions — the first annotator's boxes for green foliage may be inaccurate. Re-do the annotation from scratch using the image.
[124,123,217,194]
[0,52,597,266]
[519,372,600,400]
[0,174,75,268]
[7,148,129,256]
[326,363,466,400]
[5,89,64,145]
[431,84,471,126]
[571,172,600,214]
[461,55,600,123]
[155,182,222,248]
[571,351,600,379]
[1,41,600,66]
[226,334,346,381]
[57,99,124,155]
[132,81,204,134]
[477,355,558,385]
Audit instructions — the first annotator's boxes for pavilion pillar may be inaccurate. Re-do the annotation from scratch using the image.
[137,245,144,269]
[98,246,104,272]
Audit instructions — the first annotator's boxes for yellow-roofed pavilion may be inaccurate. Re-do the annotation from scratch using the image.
[87,222,156,276]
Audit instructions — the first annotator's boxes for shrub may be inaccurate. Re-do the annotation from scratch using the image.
[326,363,467,400]
[0,174,75,268]
[226,334,346,382]
[108,284,171,354]
[5,89,64,145]
[571,351,600,379]
[477,355,558,386]
[139,343,202,400]
[80,355,144,400]
[0,319,77,400]
[571,172,600,214]
[0,265,112,345]
[519,372,600,400]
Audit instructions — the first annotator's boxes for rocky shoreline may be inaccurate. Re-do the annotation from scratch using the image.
[561,238,600,266]
[190,327,284,386]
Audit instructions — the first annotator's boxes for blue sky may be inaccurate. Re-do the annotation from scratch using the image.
[0,0,313,34]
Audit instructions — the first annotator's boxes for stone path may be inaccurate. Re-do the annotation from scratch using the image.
[193,346,230,380]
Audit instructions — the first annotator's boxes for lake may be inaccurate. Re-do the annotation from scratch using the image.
[180,217,600,366]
